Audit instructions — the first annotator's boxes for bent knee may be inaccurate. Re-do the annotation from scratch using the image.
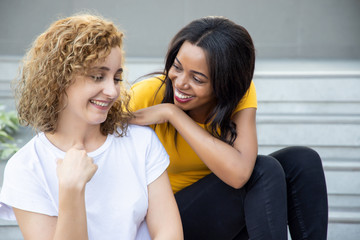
[253,155,285,180]
[272,146,323,170]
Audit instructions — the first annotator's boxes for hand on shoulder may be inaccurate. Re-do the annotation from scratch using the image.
[130,103,180,126]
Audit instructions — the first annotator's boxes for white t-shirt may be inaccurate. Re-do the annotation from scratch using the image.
[0,124,169,240]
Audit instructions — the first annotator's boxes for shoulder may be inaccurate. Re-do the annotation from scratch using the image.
[3,132,59,179]
[233,81,257,114]
[241,81,257,104]
[2,134,49,183]
[2,135,45,192]
[0,134,58,219]
[119,125,165,154]
[125,124,158,141]
[112,125,157,146]
[131,76,165,90]
[129,76,165,111]
[131,76,165,98]
[5,136,39,169]
[124,126,169,185]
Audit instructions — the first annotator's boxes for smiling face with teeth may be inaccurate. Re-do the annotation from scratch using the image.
[58,47,123,128]
[168,41,216,123]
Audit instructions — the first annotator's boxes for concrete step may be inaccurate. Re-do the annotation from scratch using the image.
[329,194,360,210]
[324,160,360,219]
[255,77,360,103]
[257,123,360,150]
[328,222,360,240]
[328,207,360,240]
[323,161,360,197]
[0,219,22,240]
[330,209,360,223]
[256,114,360,154]
[257,114,360,124]
[324,160,360,171]
[328,209,360,240]
[259,145,360,161]
[258,101,360,116]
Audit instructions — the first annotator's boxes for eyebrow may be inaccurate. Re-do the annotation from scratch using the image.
[93,66,123,73]
[175,57,209,79]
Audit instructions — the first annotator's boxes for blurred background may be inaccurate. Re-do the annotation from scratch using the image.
[0,0,359,239]
[1,0,360,59]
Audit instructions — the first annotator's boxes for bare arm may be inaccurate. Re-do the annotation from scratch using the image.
[13,146,97,240]
[13,187,87,240]
[130,104,258,189]
[146,171,183,240]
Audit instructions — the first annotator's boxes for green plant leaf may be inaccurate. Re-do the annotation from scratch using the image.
[0,143,19,159]
[0,105,20,160]
[0,130,14,142]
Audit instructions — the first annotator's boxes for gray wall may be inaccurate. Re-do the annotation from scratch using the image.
[0,0,360,59]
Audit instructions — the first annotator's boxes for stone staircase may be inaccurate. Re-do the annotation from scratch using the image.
[253,60,360,239]
[0,57,359,239]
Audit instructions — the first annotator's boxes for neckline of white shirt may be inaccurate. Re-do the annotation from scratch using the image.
[38,132,114,159]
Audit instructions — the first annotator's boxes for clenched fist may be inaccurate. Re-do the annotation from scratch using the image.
[56,144,98,190]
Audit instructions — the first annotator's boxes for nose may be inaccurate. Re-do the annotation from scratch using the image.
[174,73,189,89]
[103,78,120,99]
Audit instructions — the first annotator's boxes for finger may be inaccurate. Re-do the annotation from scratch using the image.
[88,156,95,163]
[72,143,85,150]
[129,118,138,124]
[56,158,63,165]
[129,114,143,124]
[93,163,98,172]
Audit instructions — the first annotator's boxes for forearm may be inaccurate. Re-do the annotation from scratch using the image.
[150,214,183,240]
[54,185,88,240]
[167,106,256,188]
[153,233,183,240]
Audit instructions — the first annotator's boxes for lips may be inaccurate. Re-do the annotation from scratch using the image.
[90,99,111,107]
[90,100,109,107]
[174,89,194,103]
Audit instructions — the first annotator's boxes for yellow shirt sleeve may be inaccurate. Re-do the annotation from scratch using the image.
[233,81,257,115]
[129,77,165,112]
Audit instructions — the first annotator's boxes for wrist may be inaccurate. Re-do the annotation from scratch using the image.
[59,180,86,194]
[164,103,179,123]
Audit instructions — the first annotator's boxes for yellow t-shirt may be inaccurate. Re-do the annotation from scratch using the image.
[130,77,257,193]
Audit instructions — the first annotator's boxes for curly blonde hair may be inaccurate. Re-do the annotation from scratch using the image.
[14,14,133,136]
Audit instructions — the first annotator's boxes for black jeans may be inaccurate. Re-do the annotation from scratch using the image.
[174,146,328,240]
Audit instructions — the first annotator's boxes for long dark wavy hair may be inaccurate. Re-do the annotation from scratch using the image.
[159,16,255,145]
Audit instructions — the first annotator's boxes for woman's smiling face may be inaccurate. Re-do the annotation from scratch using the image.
[168,41,216,123]
[59,47,123,127]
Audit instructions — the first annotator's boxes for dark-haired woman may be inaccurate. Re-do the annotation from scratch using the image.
[130,16,328,240]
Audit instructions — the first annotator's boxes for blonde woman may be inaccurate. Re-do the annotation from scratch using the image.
[0,14,183,240]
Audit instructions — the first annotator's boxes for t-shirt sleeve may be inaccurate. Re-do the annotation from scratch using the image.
[129,77,165,112]
[233,81,258,115]
[0,150,57,220]
[144,129,170,185]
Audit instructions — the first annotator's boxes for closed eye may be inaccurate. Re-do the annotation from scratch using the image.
[173,57,184,71]
[91,75,103,81]
[172,63,182,71]
[193,76,203,83]
[114,72,123,82]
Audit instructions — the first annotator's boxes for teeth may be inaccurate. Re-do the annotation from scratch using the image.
[175,90,193,99]
[90,100,109,107]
